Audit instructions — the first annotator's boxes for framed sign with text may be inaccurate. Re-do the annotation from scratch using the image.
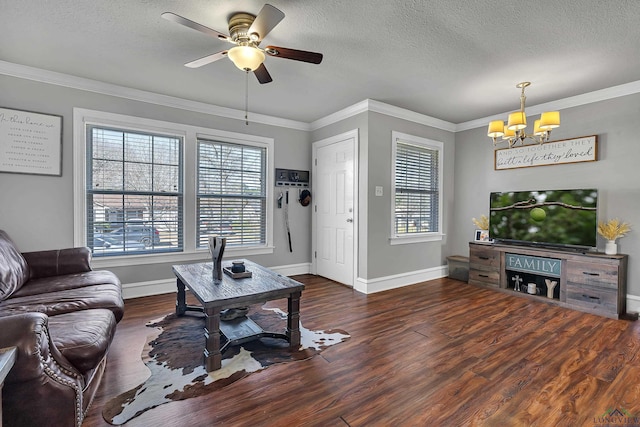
[0,107,63,176]
[494,135,597,171]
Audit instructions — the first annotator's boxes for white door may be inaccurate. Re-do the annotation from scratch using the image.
[313,132,357,286]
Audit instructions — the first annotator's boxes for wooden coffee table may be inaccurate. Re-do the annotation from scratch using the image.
[172,259,305,372]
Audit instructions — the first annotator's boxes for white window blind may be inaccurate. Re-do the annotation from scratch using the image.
[197,139,267,248]
[87,126,183,256]
[393,138,440,236]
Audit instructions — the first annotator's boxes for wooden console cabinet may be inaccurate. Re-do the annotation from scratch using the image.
[469,242,633,320]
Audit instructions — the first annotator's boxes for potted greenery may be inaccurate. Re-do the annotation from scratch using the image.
[472,215,490,241]
[597,219,631,255]
[472,215,489,230]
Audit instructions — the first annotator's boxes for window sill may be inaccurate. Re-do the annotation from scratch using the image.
[389,233,445,245]
[91,245,275,269]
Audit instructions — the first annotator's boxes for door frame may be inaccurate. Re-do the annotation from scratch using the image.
[311,129,359,287]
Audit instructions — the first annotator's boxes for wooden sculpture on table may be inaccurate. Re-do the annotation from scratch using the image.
[208,236,226,281]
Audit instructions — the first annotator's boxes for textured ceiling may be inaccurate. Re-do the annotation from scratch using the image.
[2,0,640,124]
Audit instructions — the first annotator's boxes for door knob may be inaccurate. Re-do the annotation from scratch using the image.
[346,218,353,223]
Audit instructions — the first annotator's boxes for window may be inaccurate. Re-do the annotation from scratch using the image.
[74,108,274,263]
[391,131,443,244]
[197,139,267,248]
[87,126,183,256]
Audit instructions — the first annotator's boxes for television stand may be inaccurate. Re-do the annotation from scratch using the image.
[468,242,636,320]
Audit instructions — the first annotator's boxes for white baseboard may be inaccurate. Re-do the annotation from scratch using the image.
[270,262,312,277]
[626,294,640,315]
[355,265,448,294]
[122,263,640,317]
[121,262,312,299]
[122,278,176,300]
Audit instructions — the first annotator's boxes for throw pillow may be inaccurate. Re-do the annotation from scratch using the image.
[0,230,30,301]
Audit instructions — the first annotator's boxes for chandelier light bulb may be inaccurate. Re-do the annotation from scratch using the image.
[487,120,505,138]
[539,111,560,130]
[507,111,527,131]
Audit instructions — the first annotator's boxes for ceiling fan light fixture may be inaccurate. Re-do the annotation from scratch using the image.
[228,45,265,71]
[163,4,322,82]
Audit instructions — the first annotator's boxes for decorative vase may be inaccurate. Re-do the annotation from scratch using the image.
[605,240,617,255]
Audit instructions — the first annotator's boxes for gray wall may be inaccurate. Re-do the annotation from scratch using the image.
[0,75,312,284]
[366,112,455,278]
[312,111,456,280]
[453,93,640,296]
[4,72,638,295]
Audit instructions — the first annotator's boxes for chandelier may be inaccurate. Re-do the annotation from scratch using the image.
[487,82,560,148]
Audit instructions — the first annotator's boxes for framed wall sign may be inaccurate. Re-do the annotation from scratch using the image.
[494,135,597,171]
[0,107,63,176]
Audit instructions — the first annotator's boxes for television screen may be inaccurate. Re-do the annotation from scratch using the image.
[489,189,598,249]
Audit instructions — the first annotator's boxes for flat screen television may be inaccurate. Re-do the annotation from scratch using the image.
[489,189,598,250]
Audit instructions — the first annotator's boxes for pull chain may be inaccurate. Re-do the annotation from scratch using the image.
[244,70,249,126]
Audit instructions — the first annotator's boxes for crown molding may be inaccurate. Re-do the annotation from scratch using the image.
[4,60,640,134]
[367,100,457,132]
[310,99,457,132]
[0,60,311,131]
[456,80,640,132]
[309,100,370,131]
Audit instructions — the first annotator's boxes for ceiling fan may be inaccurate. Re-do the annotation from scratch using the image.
[162,3,323,84]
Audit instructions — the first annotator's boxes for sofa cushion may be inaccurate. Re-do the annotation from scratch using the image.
[22,247,92,279]
[48,309,117,375]
[0,279,125,322]
[11,270,120,298]
[0,230,30,301]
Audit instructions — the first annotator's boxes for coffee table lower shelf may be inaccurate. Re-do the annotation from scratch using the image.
[219,316,290,353]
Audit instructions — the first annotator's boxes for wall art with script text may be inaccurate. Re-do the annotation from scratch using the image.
[0,107,63,176]
[494,135,597,171]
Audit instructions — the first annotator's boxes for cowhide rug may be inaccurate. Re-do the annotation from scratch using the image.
[102,305,350,425]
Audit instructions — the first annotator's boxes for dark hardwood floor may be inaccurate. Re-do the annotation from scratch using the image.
[83,275,640,426]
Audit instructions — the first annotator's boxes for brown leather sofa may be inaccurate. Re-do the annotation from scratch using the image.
[0,230,124,427]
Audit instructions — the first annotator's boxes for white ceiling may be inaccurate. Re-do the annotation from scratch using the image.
[3,0,640,125]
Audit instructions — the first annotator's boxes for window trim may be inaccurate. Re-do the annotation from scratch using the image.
[389,131,444,245]
[73,108,274,268]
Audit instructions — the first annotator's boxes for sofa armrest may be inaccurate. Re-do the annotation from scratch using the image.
[0,312,82,383]
[0,313,85,427]
[22,247,92,279]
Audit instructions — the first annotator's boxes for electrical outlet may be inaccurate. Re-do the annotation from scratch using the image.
[375,186,383,197]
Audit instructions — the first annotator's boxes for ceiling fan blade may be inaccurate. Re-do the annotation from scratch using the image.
[185,51,228,68]
[265,46,323,64]
[253,63,273,84]
[161,12,229,41]
[248,4,285,42]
